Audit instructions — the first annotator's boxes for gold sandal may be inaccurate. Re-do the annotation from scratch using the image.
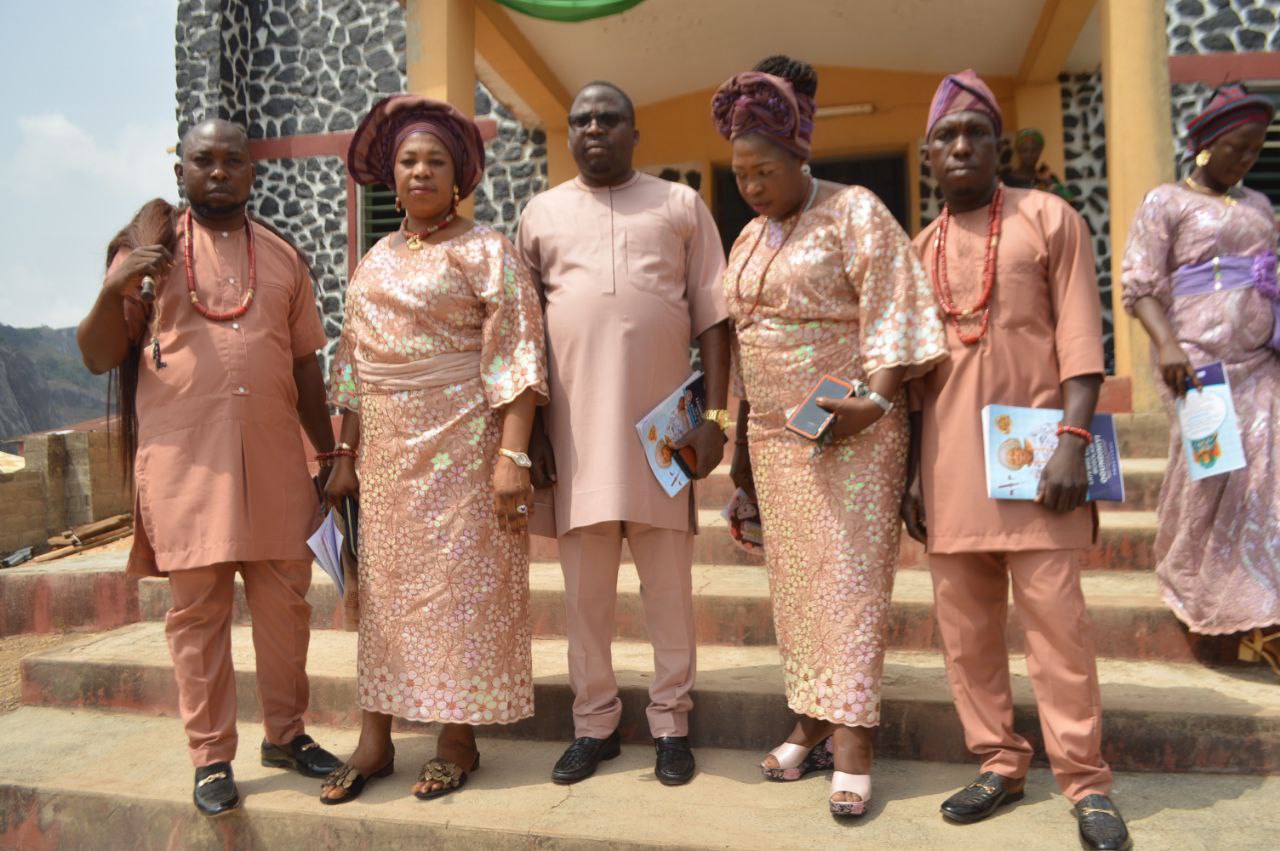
[319,748,395,806]
[1238,628,1280,676]
[415,753,480,800]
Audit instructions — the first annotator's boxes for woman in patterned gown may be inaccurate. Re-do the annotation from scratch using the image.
[320,95,548,802]
[1120,84,1280,674]
[711,57,947,816]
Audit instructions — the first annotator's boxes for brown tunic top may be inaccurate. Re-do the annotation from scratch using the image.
[517,172,728,535]
[912,187,1105,554]
[115,218,327,574]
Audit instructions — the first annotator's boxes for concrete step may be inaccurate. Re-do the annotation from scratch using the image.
[696,457,1168,513]
[1113,412,1173,458]
[1109,457,1167,512]
[21,624,1279,774]
[3,707,1274,850]
[0,551,138,637]
[527,509,1159,571]
[137,564,1216,664]
[1,507,1164,642]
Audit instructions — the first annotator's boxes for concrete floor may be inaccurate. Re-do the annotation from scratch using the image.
[0,706,1274,850]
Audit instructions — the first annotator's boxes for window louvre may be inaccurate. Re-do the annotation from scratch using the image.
[360,184,400,255]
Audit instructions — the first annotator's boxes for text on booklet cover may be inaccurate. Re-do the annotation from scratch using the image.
[981,405,1124,502]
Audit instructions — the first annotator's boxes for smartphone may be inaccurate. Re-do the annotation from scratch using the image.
[785,375,855,440]
[341,496,359,559]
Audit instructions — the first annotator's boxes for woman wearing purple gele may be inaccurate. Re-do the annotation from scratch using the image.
[1120,83,1280,675]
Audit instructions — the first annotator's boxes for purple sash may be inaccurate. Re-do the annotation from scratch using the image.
[1172,252,1280,352]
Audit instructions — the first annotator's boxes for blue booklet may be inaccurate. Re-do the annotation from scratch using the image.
[1176,361,1246,481]
[981,405,1125,501]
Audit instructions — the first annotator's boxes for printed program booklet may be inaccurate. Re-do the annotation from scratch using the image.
[636,372,705,497]
[980,405,1125,502]
[1176,361,1246,481]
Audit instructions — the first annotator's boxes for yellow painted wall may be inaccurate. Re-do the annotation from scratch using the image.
[630,65,1020,234]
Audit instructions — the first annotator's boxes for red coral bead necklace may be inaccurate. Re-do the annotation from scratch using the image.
[932,183,1003,345]
[183,207,257,322]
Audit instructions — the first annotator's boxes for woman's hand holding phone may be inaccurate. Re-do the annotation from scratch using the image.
[786,375,854,440]
[815,395,886,440]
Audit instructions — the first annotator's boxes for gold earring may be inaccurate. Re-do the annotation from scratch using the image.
[452,185,461,207]
[394,196,402,212]
[1195,149,1211,168]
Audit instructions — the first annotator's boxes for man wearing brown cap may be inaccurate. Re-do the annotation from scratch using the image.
[904,71,1130,851]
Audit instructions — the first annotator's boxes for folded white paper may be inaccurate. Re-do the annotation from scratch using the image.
[307,511,345,597]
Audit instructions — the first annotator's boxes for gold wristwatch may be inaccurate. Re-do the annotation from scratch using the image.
[703,409,730,431]
[499,448,532,468]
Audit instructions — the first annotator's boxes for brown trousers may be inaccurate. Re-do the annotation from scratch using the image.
[929,549,1113,802]
[164,559,312,766]
[558,521,696,739]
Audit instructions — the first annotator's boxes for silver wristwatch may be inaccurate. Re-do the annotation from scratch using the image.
[498,448,532,468]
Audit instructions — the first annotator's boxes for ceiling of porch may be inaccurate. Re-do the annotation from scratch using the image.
[500,0,1102,108]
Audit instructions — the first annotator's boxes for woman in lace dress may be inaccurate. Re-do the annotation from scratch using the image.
[321,95,548,802]
[712,56,947,816]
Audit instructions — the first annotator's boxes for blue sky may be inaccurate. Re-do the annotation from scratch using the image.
[1,1,178,329]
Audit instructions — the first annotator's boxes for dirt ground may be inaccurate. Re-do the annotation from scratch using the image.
[0,633,78,713]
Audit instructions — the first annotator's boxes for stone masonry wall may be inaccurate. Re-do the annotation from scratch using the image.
[1167,0,1280,54]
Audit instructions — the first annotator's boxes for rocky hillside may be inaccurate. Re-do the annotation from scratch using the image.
[0,325,108,440]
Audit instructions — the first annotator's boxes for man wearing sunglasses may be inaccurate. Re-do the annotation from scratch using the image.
[517,81,730,787]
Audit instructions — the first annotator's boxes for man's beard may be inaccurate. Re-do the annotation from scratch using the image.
[190,199,247,220]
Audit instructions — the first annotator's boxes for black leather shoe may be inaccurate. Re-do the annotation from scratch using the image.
[654,736,695,786]
[940,771,1025,824]
[193,761,239,817]
[1075,794,1132,850]
[261,734,343,778]
[551,731,621,784]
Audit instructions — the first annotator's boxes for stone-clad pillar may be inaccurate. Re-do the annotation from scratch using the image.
[174,0,251,136]
[1101,0,1173,412]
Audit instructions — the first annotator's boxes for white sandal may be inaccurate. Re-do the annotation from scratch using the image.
[759,736,834,781]
[829,771,871,817]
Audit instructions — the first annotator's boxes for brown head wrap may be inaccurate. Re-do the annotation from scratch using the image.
[347,95,486,199]
[711,71,815,160]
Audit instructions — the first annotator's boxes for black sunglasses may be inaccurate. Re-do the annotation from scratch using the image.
[568,110,626,130]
